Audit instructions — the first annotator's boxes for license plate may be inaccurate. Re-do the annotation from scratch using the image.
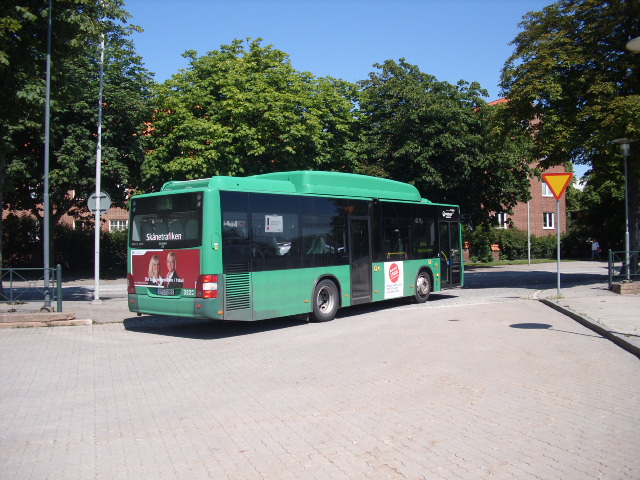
[157,288,175,296]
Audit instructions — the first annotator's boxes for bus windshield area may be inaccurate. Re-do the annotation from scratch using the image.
[129,192,203,249]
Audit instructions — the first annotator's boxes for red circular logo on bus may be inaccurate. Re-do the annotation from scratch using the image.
[389,263,400,283]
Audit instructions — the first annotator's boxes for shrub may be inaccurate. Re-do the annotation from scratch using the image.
[54,224,94,272]
[100,229,128,274]
[2,214,41,267]
[561,229,591,259]
[463,225,590,263]
[3,217,128,276]
[495,228,528,261]
[531,234,558,259]
[464,225,495,263]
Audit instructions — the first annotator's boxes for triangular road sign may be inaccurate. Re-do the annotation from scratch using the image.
[542,172,573,200]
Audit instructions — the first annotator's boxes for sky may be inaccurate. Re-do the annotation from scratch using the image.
[124,0,553,100]
[123,0,587,176]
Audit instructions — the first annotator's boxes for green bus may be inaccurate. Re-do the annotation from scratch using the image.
[127,171,463,322]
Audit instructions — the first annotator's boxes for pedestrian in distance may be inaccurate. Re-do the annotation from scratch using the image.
[591,240,601,261]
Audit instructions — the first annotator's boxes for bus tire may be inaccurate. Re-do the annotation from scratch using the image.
[311,279,339,322]
[414,270,431,303]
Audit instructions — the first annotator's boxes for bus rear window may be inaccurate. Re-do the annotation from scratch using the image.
[129,192,203,249]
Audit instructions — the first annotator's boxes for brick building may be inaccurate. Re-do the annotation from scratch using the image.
[2,196,130,233]
[65,206,130,232]
[496,163,569,236]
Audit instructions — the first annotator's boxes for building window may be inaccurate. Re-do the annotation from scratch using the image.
[543,212,555,230]
[496,212,509,229]
[74,220,88,230]
[109,220,128,232]
[542,182,553,197]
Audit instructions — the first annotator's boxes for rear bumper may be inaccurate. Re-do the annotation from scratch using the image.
[128,294,222,320]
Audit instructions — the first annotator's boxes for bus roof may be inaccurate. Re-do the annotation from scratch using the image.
[162,170,431,203]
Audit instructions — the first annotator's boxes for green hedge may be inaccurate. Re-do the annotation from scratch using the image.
[463,225,590,263]
[3,214,128,276]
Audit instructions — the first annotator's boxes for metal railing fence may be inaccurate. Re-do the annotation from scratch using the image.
[0,265,62,312]
[608,250,640,289]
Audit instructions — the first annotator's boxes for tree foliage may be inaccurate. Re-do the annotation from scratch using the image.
[357,59,533,225]
[500,0,640,251]
[141,38,359,189]
[1,0,153,226]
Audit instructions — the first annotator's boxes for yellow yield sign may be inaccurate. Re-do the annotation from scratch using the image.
[542,172,573,199]
[541,171,574,297]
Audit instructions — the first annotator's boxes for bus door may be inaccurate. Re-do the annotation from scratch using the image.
[438,221,462,287]
[349,217,372,304]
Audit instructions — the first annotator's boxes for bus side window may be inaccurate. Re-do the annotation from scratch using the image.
[412,217,436,258]
[306,235,326,254]
[222,222,251,267]
[385,227,408,259]
[252,234,278,258]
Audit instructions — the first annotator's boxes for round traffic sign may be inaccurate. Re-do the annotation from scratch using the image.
[88,191,111,215]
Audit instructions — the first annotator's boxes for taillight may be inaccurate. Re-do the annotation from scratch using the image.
[127,274,136,294]
[196,274,218,298]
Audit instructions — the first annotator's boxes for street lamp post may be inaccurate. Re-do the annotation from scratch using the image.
[93,33,105,304]
[612,138,635,281]
[43,0,52,311]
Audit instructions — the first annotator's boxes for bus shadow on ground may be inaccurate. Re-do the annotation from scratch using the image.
[123,294,459,340]
[334,294,458,319]
[123,315,309,340]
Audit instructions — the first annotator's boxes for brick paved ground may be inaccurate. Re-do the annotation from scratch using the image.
[1,300,638,479]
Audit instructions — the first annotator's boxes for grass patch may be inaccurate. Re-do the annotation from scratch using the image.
[545,294,565,300]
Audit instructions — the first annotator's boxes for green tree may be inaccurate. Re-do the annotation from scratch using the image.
[357,59,533,225]
[2,1,152,222]
[1,1,152,273]
[579,168,626,251]
[500,0,640,253]
[142,38,359,189]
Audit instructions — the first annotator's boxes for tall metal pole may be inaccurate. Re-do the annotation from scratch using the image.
[527,201,531,266]
[93,33,105,304]
[556,198,561,296]
[623,145,630,281]
[43,0,52,310]
[613,139,634,281]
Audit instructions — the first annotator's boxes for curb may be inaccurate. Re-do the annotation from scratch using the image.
[539,299,640,360]
[0,312,92,328]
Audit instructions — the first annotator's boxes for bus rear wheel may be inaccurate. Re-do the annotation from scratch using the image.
[414,271,431,303]
[311,279,339,322]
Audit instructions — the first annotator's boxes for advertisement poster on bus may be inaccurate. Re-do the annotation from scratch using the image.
[130,249,200,295]
[384,261,404,299]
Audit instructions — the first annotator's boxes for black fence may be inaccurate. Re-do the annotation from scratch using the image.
[608,250,640,289]
[0,265,62,312]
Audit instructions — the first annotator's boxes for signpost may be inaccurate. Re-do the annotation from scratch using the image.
[542,172,573,296]
[88,191,111,303]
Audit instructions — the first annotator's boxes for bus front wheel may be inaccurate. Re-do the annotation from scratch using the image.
[414,271,431,303]
[311,279,339,322]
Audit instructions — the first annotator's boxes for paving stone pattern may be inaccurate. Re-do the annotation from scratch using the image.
[1,301,638,479]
